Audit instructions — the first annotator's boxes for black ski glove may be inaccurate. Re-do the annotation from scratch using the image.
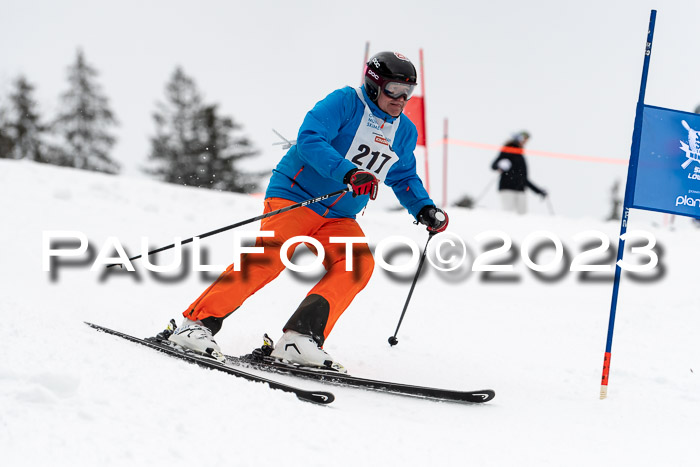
[344,169,379,200]
[417,205,449,233]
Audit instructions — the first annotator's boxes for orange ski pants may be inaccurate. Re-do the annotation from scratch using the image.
[183,197,375,343]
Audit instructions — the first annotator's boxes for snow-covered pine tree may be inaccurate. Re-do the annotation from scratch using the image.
[194,104,259,192]
[145,66,202,186]
[145,66,259,193]
[0,100,16,159]
[53,49,119,174]
[2,76,50,162]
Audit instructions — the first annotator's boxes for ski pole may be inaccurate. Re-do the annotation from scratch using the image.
[388,231,437,346]
[107,188,349,268]
[473,175,499,207]
[545,195,555,216]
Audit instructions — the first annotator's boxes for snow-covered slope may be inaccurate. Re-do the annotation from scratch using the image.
[2,159,699,466]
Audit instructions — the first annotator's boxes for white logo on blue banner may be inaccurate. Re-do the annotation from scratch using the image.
[680,120,700,169]
[633,105,700,218]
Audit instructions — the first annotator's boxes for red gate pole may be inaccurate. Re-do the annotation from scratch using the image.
[419,49,430,194]
[442,118,448,207]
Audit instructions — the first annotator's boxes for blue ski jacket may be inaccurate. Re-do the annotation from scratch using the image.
[265,85,433,219]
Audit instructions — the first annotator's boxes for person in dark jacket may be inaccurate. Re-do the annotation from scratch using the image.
[491,131,546,214]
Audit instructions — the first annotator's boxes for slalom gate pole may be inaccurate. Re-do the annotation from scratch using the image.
[388,231,437,346]
[107,188,349,268]
[599,10,656,400]
[442,118,448,207]
[419,48,430,194]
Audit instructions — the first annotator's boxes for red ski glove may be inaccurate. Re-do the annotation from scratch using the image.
[344,169,379,200]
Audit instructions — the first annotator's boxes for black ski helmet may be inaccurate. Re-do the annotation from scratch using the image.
[364,51,417,102]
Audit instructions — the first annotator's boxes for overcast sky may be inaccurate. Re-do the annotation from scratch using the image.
[3,0,700,219]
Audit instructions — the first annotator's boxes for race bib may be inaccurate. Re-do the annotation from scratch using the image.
[344,88,400,182]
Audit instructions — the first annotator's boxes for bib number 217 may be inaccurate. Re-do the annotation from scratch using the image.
[352,144,392,174]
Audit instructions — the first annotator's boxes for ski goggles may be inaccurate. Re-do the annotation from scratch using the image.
[382,81,416,100]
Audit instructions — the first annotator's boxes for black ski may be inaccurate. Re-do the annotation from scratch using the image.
[85,322,334,405]
[228,349,495,404]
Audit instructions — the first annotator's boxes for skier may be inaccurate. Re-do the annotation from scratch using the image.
[168,51,448,372]
[491,131,547,214]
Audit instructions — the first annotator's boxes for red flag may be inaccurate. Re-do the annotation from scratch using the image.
[403,96,425,146]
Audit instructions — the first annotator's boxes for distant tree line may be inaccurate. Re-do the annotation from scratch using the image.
[0,49,260,193]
